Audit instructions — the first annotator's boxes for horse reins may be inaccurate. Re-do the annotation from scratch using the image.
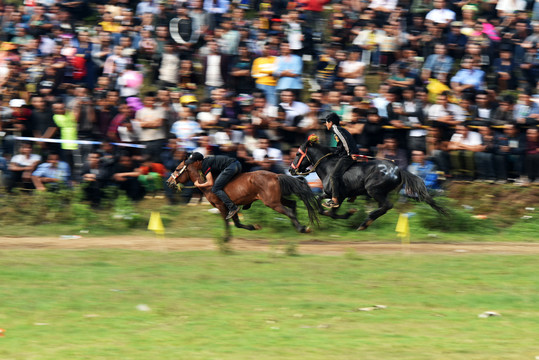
[293,150,394,176]
[292,152,333,176]
[171,165,206,190]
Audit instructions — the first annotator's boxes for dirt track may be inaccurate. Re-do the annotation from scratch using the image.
[1,236,539,255]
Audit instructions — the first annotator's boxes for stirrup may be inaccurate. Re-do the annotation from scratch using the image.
[225,207,240,220]
[322,199,340,209]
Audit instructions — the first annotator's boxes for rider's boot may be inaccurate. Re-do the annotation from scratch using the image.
[214,189,239,220]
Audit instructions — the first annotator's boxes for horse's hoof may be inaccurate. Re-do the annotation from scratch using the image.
[348,208,358,214]
[254,224,262,230]
[301,227,311,233]
[357,219,373,231]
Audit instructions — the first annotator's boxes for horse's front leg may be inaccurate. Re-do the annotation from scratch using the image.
[320,206,357,219]
[265,201,310,233]
[213,203,233,242]
[231,214,261,231]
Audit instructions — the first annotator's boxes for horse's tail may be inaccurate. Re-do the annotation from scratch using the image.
[399,169,448,216]
[278,175,320,225]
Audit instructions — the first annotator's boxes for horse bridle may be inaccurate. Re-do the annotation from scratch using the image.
[291,146,332,176]
[290,147,308,171]
[169,164,206,190]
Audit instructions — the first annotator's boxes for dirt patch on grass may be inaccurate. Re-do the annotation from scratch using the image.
[1,236,539,255]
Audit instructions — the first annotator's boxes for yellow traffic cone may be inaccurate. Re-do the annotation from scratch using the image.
[395,213,410,250]
[148,211,165,236]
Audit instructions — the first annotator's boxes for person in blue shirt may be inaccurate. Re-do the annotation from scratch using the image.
[450,57,486,96]
[31,153,71,191]
[421,43,454,83]
[274,41,303,93]
[0,154,8,189]
[407,150,440,190]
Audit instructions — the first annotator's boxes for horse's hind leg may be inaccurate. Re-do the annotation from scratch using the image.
[266,201,309,233]
[358,191,393,231]
[281,197,297,215]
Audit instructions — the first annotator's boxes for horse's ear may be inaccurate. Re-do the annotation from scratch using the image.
[307,134,319,145]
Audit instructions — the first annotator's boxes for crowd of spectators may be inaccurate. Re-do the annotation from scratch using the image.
[1,0,539,206]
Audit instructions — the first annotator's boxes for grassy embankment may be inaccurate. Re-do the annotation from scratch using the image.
[1,182,538,242]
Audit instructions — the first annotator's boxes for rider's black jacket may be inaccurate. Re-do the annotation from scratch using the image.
[201,155,237,177]
[331,124,359,158]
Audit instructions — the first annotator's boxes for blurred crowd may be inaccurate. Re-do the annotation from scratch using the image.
[1,0,539,206]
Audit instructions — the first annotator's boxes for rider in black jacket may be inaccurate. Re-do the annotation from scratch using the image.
[323,112,359,208]
[185,152,242,219]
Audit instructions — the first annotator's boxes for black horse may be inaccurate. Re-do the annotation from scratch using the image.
[289,136,447,230]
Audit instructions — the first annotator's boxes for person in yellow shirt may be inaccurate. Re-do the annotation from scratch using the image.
[52,100,78,174]
[251,43,277,105]
[99,12,121,34]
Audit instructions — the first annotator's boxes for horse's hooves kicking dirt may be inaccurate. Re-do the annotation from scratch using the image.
[302,227,312,233]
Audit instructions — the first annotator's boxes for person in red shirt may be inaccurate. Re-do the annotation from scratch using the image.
[302,0,331,41]
[137,154,167,194]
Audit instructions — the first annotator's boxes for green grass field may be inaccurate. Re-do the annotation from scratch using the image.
[1,250,537,360]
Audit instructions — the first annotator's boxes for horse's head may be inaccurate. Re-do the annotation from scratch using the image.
[166,160,191,191]
[289,134,318,176]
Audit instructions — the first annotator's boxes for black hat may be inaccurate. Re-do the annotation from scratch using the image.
[322,112,341,126]
[185,152,204,165]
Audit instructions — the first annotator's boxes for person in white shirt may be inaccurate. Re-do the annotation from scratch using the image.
[372,83,391,118]
[284,10,303,52]
[134,91,167,161]
[196,99,218,131]
[496,0,526,16]
[170,108,202,151]
[7,142,41,191]
[278,89,309,125]
[338,48,366,88]
[447,124,483,180]
[428,91,465,141]
[158,42,180,87]
[426,0,456,28]
[204,40,227,97]
[252,137,284,173]
[136,0,158,16]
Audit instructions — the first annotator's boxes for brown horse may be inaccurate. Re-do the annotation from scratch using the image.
[166,160,319,242]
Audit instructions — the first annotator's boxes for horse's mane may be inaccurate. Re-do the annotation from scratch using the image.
[308,142,334,156]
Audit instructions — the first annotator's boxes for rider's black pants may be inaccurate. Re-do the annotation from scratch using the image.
[212,161,242,210]
[330,156,355,200]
